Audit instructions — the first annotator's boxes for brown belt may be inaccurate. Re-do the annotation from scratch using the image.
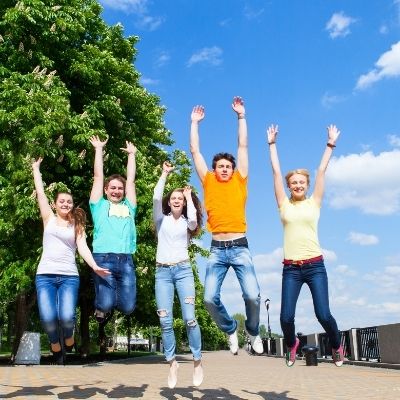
[282,255,323,266]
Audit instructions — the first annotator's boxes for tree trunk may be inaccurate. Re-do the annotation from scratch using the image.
[79,291,91,358]
[11,292,36,360]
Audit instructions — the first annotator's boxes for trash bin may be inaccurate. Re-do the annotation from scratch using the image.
[302,345,319,366]
[14,331,41,365]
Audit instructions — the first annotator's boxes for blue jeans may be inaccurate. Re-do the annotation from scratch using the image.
[35,274,79,344]
[204,245,261,336]
[155,262,202,361]
[93,253,136,315]
[280,260,341,349]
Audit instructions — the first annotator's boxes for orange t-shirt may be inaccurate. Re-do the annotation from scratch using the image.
[203,171,247,233]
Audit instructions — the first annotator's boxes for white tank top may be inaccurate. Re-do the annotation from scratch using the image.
[36,215,78,276]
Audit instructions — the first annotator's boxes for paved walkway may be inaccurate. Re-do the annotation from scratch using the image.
[1,351,400,399]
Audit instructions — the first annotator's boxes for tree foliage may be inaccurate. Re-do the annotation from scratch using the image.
[0,0,225,354]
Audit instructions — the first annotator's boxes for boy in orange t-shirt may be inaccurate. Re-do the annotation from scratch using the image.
[190,97,262,355]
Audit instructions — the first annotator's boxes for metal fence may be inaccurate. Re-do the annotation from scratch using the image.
[356,326,380,361]
[318,331,351,359]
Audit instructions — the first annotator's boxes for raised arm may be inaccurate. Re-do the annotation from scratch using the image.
[267,125,286,208]
[153,161,174,225]
[190,105,208,182]
[89,135,108,202]
[232,96,248,178]
[313,124,340,205]
[32,158,53,225]
[121,141,137,205]
[76,232,111,277]
[183,185,197,232]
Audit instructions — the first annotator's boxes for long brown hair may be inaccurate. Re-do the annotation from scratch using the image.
[161,189,203,238]
[54,192,86,238]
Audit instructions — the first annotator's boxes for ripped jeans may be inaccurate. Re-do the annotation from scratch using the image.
[155,262,202,361]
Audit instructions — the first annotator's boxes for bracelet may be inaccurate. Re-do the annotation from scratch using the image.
[327,143,336,148]
[238,114,245,119]
[268,141,276,145]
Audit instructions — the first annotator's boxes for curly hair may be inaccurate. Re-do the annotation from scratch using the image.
[161,189,203,237]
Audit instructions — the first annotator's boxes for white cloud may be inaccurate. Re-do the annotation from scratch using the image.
[321,92,346,109]
[244,6,265,20]
[137,15,163,31]
[253,247,283,269]
[347,231,379,246]
[326,150,400,215]
[155,51,170,68]
[219,19,231,27]
[326,12,356,39]
[100,0,147,12]
[364,266,400,294]
[356,41,400,89]
[388,134,400,147]
[140,77,159,86]
[321,248,338,263]
[334,264,357,276]
[379,24,389,34]
[100,0,163,31]
[187,46,223,67]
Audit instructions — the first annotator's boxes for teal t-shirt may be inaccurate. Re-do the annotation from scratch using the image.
[89,197,137,254]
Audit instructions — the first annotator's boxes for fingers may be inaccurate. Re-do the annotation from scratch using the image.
[267,124,279,135]
[120,141,137,153]
[191,105,205,121]
[232,96,244,106]
[162,161,174,172]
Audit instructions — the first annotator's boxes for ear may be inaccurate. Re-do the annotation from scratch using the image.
[50,201,56,210]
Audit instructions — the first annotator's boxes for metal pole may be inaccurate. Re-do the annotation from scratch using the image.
[265,299,271,339]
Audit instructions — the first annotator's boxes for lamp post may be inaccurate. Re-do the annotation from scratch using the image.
[264,298,271,339]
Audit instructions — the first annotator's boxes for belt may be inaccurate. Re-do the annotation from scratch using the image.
[211,237,248,248]
[156,259,190,267]
[282,255,323,266]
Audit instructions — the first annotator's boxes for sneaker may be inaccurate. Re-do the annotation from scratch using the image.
[248,334,264,354]
[51,350,64,365]
[168,360,179,389]
[285,337,300,367]
[332,345,344,367]
[228,330,239,355]
[193,360,204,387]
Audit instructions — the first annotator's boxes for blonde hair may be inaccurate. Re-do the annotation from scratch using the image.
[285,169,310,187]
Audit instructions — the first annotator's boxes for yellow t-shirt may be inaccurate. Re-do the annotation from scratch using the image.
[203,171,247,233]
[279,196,321,260]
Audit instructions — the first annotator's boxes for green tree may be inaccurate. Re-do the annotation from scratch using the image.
[0,0,225,356]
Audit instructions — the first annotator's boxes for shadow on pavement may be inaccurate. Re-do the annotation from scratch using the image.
[0,383,148,399]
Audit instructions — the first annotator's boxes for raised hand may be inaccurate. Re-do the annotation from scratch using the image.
[89,135,108,149]
[162,161,175,174]
[191,105,205,123]
[267,124,279,144]
[327,124,340,144]
[183,185,192,200]
[121,141,137,155]
[231,96,245,115]
[32,157,43,170]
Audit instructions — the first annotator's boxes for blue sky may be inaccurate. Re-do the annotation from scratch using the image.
[99,0,400,336]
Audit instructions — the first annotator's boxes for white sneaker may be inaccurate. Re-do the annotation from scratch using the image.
[168,360,179,389]
[193,360,204,387]
[228,330,239,355]
[248,334,264,354]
